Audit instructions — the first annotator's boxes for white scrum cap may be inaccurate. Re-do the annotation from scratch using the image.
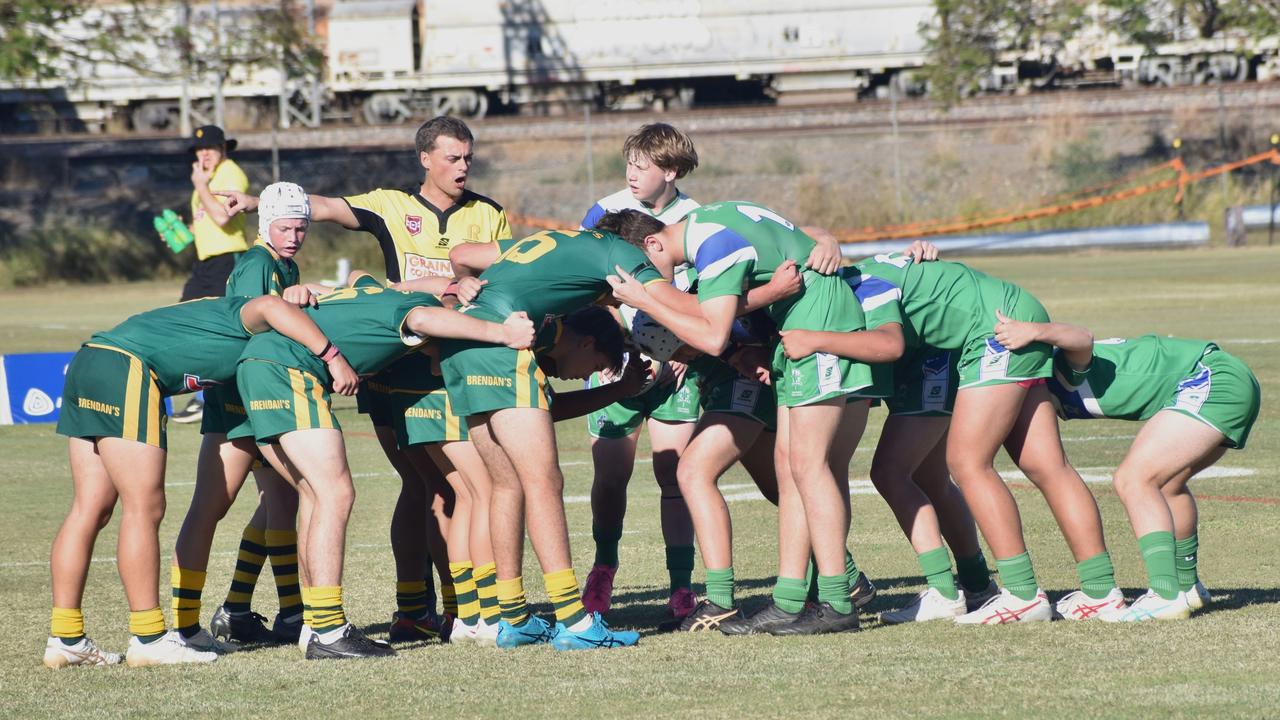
[618,305,683,362]
[258,181,311,241]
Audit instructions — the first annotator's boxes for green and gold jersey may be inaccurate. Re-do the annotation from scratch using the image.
[344,187,511,282]
[226,239,299,298]
[241,275,438,381]
[680,201,817,324]
[88,296,254,395]
[472,229,664,323]
[1049,335,1217,421]
[852,253,1021,350]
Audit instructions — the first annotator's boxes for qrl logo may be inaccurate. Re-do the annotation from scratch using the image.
[405,215,422,236]
[184,373,218,391]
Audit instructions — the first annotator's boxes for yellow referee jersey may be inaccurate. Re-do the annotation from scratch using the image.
[190,158,250,260]
[343,188,511,281]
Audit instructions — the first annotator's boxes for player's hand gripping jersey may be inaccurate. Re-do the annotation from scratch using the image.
[682,201,870,404]
[1048,335,1261,448]
[849,252,1052,388]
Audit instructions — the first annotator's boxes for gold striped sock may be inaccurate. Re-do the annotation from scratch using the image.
[396,580,429,616]
[225,525,267,613]
[449,561,480,625]
[474,562,501,622]
[301,585,315,628]
[309,585,346,632]
[441,582,458,616]
[51,607,84,640]
[544,568,587,626]
[496,576,529,626]
[128,607,166,641]
[170,566,207,631]
[265,529,302,616]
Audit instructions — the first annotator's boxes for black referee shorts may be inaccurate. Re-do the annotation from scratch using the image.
[180,252,239,301]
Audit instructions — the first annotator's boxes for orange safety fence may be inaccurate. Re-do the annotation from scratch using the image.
[506,148,1280,242]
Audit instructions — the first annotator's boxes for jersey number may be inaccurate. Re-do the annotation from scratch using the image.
[736,205,795,230]
[873,253,913,269]
[317,285,385,304]
[497,230,578,265]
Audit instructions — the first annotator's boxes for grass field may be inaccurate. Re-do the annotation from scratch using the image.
[1,246,1277,718]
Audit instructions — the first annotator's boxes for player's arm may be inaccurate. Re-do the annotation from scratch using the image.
[404,306,534,349]
[800,226,842,275]
[239,296,359,395]
[549,354,651,422]
[391,276,453,295]
[449,242,501,279]
[613,268,739,356]
[281,282,333,308]
[742,259,802,313]
[214,190,360,229]
[779,322,904,363]
[993,311,1094,370]
[191,164,233,228]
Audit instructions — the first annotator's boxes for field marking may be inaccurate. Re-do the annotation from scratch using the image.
[1221,338,1278,345]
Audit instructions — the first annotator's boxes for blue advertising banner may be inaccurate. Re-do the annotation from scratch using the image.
[0,352,75,424]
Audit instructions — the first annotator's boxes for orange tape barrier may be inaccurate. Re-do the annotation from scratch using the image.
[506,148,1280,242]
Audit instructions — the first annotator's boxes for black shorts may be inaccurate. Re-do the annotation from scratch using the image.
[180,252,239,301]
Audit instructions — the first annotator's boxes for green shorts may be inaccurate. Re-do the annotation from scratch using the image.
[887,347,959,416]
[697,361,776,430]
[957,288,1052,389]
[771,272,872,407]
[392,384,469,446]
[56,344,168,449]
[200,383,255,439]
[1164,349,1261,449]
[440,341,549,418]
[236,359,339,442]
[852,362,895,400]
[586,366,700,439]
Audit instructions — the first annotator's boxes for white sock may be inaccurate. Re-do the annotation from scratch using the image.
[567,615,593,632]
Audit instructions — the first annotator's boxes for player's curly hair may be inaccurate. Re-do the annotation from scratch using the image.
[563,306,625,374]
[593,209,665,249]
[415,116,474,154]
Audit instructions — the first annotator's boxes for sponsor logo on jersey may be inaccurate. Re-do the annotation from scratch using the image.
[183,373,218,391]
[468,224,481,241]
[467,375,514,388]
[437,236,451,248]
[922,352,951,378]
[406,407,444,419]
[405,215,422,235]
[730,380,758,413]
[1174,364,1211,412]
[403,253,453,280]
[223,402,247,416]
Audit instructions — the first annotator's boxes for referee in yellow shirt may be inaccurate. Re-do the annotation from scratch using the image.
[175,125,251,422]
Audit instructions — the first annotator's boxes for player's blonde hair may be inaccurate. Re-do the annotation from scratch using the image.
[622,123,698,179]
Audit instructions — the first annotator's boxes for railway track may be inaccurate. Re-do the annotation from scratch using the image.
[3,83,1279,159]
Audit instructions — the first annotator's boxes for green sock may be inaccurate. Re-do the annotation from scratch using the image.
[919,547,959,601]
[1175,534,1199,592]
[994,552,1038,601]
[665,545,695,592]
[772,576,807,614]
[804,557,818,603]
[816,574,853,614]
[1138,531,1180,600]
[954,552,992,594]
[592,523,623,568]
[844,549,862,587]
[1076,551,1118,599]
[705,567,735,609]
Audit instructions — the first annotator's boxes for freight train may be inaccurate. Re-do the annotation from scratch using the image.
[2,0,1276,134]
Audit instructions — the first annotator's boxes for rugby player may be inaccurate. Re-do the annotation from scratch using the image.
[235,271,533,659]
[778,252,1122,624]
[168,183,327,650]
[46,295,356,668]
[992,318,1261,620]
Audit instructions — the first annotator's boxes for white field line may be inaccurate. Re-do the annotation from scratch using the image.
[1221,339,1278,345]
